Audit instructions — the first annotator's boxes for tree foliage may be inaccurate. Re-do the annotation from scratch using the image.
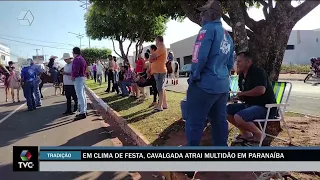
[86,1,168,62]
[81,48,112,64]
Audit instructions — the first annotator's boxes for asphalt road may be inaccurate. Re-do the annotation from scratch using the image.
[0,84,159,180]
[166,77,320,117]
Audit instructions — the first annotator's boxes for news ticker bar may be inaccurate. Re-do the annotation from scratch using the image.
[39,149,320,161]
[13,146,320,171]
[39,161,320,172]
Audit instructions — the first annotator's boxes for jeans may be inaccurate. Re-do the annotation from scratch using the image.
[33,78,41,106]
[64,85,78,112]
[49,68,58,83]
[93,71,97,83]
[23,81,36,110]
[74,77,87,114]
[120,81,132,96]
[97,73,102,85]
[185,83,229,146]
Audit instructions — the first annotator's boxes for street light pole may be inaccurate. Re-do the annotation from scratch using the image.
[79,0,91,48]
[68,32,85,48]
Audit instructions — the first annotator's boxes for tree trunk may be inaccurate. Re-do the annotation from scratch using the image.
[118,40,129,63]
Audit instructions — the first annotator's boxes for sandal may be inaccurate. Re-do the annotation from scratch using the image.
[233,135,254,143]
[242,140,261,146]
[152,108,163,113]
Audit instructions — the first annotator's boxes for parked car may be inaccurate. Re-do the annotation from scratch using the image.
[179,64,192,77]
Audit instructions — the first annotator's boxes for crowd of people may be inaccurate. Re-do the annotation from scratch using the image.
[87,36,174,112]
[0,47,88,121]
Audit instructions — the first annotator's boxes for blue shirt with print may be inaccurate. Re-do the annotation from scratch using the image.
[189,18,235,94]
[21,66,36,82]
[29,64,43,81]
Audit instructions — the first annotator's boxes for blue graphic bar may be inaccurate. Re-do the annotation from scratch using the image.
[40,146,320,150]
[40,151,81,160]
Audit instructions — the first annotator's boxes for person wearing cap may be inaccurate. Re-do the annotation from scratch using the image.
[185,0,235,146]
[21,59,37,111]
[61,53,78,115]
[28,58,44,107]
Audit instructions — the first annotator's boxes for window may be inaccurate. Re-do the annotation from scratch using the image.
[1,55,5,60]
[316,38,319,42]
[184,55,192,64]
[286,45,294,50]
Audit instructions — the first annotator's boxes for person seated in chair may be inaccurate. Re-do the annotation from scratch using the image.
[226,51,277,146]
[119,65,135,97]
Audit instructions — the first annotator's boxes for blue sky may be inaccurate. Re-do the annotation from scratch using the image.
[0,1,319,62]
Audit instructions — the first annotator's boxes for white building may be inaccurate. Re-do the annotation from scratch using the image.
[0,43,10,65]
[170,29,320,66]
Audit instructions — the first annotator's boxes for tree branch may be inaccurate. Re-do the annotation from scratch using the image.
[292,0,320,22]
[222,14,232,27]
[126,40,133,57]
[257,0,269,19]
[240,1,257,31]
[178,0,201,26]
[111,39,122,58]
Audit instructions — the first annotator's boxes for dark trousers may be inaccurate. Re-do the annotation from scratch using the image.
[64,85,78,112]
[93,71,97,83]
[104,71,108,82]
[151,78,158,103]
[106,70,118,93]
[23,81,36,110]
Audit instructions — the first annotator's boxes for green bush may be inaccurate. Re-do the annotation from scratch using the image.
[281,65,310,73]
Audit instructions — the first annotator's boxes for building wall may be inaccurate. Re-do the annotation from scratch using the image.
[0,43,10,65]
[170,30,320,66]
[283,30,320,65]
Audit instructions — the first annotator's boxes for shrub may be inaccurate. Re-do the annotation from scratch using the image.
[281,65,310,74]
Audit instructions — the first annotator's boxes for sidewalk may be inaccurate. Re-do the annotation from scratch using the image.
[279,73,305,81]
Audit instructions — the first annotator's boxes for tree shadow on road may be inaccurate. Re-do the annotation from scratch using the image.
[0,102,74,148]
[0,163,141,180]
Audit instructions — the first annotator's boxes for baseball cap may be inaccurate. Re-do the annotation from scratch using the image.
[196,0,223,15]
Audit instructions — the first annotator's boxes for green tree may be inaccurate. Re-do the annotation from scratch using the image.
[92,0,319,133]
[81,48,112,64]
[85,1,168,63]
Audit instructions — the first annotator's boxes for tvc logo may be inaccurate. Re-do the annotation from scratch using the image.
[18,150,34,169]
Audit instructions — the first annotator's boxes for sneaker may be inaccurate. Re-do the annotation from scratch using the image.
[63,111,74,115]
[74,113,86,121]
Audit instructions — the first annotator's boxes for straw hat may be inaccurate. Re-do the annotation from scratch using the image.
[61,53,73,60]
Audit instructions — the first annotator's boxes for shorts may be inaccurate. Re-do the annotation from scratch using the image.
[153,73,166,92]
[227,103,276,122]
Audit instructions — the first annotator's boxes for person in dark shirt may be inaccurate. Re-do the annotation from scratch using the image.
[227,51,277,146]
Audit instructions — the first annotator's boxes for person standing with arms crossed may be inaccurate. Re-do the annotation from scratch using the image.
[71,47,88,120]
[185,0,234,147]
[148,36,168,112]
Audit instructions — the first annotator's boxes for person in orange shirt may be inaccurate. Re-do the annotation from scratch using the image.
[149,36,168,112]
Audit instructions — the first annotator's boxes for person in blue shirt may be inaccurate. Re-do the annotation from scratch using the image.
[21,60,37,111]
[28,58,44,107]
[185,0,235,146]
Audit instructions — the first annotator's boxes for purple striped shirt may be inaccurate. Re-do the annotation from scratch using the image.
[72,55,87,78]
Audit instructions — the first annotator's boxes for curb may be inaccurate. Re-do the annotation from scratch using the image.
[85,86,191,180]
[279,78,304,81]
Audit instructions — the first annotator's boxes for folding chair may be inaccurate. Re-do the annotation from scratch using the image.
[229,75,239,100]
[232,81,293,147]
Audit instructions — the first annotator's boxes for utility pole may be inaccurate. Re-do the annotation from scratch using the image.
[68,32,85,48]
[79,0,91,48]
[34,48,40,56]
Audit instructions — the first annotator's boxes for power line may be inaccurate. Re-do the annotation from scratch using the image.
[0,34,75,47]
[0,37,72,50]
[0,34,113,49]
